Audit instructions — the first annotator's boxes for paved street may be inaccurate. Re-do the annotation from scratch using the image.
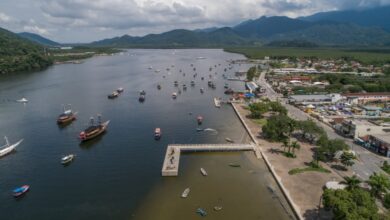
[256,70,389,180]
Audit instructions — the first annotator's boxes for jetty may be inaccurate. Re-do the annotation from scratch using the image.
[161,143,261,176]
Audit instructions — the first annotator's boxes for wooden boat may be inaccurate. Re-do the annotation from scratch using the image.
[225,138,234,143]
[61,154,75,165]
[197,116,203,125]
[0,136,23,158]
[108,91,119,99]
[181,187,190,198]
[57,105,77,124]
[117,87,124,93]
[154,128,161,140]
[79,116,110,142]
[13,185,30,197]
[200,168,208,176]
[214,97,221,108]
[228,163,241,167]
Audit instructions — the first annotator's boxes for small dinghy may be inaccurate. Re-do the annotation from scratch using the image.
[108,91,119,99]
[181,187,190,198]
[0,136,23,158]
[214,206,223,211]
[196,208,207,217]
[200,168,208,176]
[13,185,30,197]
[172,92,177,99]
[225,138,234,143]
[61,154,75,165]
[16,98,28,103]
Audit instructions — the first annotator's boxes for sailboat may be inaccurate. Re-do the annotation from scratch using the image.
[0,136,23,158]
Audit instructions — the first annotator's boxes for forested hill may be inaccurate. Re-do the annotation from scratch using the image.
[0,27,52,74]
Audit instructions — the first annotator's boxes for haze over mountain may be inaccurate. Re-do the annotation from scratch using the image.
[18,32,61,47]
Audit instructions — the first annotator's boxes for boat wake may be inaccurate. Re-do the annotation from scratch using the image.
[203,128,218,134]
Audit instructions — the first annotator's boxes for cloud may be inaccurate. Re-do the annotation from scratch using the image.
[0,12,11,23]
[23,25,50,35]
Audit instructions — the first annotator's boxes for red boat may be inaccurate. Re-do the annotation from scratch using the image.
[13,185,30,197]
[79,116,110,142]
[155,128,161,140]
[197,116,203,125]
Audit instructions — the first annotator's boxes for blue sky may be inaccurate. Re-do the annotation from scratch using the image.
[0,0,389,43]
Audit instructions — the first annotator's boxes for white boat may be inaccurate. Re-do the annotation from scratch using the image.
[61,154,75,165]
[214,97,221,108]
[172,92,177,99]
[148,66,153,70]
[181,187,190,198]
[200,168,208,176]
[0,136,23,158]
[16,98,28,103]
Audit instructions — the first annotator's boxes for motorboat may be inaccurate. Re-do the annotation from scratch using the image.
[117,87,124,93]
[181,188,190,198]
[79,115,110,142]
[155,69,161,73]
[183,84,187,90]
[196,128,204,132]
[139,90,146,96]
[108,91,119,99]
[200,168,208,176]
[172,92,177,99]
[214,97,221,108]
[224,88,234,95]
[13,185,30,198]
[224,83,229,89]
[148,66,153,70]
[225,138,234,143]
[197,116,203,125]
[154,128,161,140]
[61,154,75,165]
[57,104,77,124]
[16,98,28,103]
[196,208,207,217]
[139,95,145,102]
[0,136,23,158]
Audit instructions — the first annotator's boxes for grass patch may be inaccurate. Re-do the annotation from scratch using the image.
[289,165,331,175]
[252,118,267,126]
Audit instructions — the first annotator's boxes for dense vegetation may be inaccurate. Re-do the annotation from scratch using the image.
[0,28,52,74]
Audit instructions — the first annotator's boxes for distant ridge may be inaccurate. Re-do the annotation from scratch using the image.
[18,32,61,47]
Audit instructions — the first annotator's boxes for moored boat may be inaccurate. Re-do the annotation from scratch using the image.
[197,115,203,125]
[225,138,234,143]
[196,208,207,217]
[157,84,161,90]
[0,136,23,158]
[214,97,221,108]
[181,187,190,198]
[61,154,75,165]
[200,168,208,176]
[108,91,119,99]
[117,87,124,93]
[200,88,204,94]
[139,95,145,102]
[79,116,110,142]
[139,90,146,96]
[174,81,178,86]
[190,81,195,86]
[57,105,77,124]
[172,92,177,99]
[154,128,161,140]
[13,185,30,198]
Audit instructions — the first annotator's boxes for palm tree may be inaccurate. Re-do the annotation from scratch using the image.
[291,141,301,155]
[281,139,289,152]
[342,175,361,190]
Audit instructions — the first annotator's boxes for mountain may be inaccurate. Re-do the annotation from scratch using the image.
[18,32,61,47]
[0,27,52,74]
[300,6,390,31]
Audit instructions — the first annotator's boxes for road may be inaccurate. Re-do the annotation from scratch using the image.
[256,70,388,180]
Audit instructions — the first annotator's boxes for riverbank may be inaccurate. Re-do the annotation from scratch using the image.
[232,102,344,219]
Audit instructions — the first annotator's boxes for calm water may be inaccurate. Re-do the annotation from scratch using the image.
[0,49,293,220]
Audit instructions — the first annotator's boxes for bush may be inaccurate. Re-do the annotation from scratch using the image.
[384,193,390,209]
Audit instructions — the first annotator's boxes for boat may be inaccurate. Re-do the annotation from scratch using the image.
[172,92,177,99]
[196,57,206,60]
[0,136,23,158]
[16,98,28,103]
[225,138,234,143]
[139,90,146,96]
[200,168,208,176]
[214,97,221,108]
[157,84,161,90]
[201,77,204,80]
[183,84,187,90]
[139,95,145,102]
[57,105,77,125]
[108,91,119,99]
[224,88,234,95]
[61,154,75,165]
[200,88,204,94]
[154,69,161,73]
[181,188,190,198]
[228,163,241,167]
[117,87,124,93]
[174,81,178,87]
[197,116,203,125]
[190,81,195,86]
[79,116,110,142]
[148,66,153,70]
[224,83,229,89]
[214,206,223,211]
[13,185,30,198]
[196,208,207,217]
[154,128,161,140]
[196,128,204,132]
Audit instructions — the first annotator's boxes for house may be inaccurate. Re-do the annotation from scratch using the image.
[342,92,390,105]
[288,93,342,105]
[336,119,390,139]
[245,81,259,94]
[366,134,390,157]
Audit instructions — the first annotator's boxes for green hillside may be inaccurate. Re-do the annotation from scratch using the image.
[0,27,52,74]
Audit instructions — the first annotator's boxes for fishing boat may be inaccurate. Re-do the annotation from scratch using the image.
[228,163,241,167]
[79,115,110,142]
[154,128,161,140]
[172,92,177,99]
[157,84,161,90]
[196,208,207,217]
[16,98,28,103]
[117,87,124,93]
[0,136,23,158]
[61,154,75,165]
[57,105,77,125]
[139,95,145,102]
[200,168,208,176]
[197,116,203,125]
[108,91,119,99]
[225,138,234,143]
[200,88,204,94]
[214,97,221,108]
[181,188,190,198]
[13,185,30,198]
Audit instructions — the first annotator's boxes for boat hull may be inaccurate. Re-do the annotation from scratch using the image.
[80,121,110,142]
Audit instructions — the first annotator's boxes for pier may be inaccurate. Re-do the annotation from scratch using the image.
[161,143,261,176]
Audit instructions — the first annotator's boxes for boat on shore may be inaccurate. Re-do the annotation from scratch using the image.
[79,115,110,142]
[181,187,190,198]
[57,105,77,125]
[154,128,161,140]
[200,168,208,176]
[13,185,30,198]
[197,116,203,125]
[0,136,23,158]
[108,91,119,99]
[214,97,221,108]
[61,154,75,165]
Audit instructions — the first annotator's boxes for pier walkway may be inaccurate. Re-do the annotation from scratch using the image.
[161,143,260,176]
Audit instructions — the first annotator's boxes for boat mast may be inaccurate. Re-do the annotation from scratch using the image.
[4,136,9,146]
[89,117,95,126]
[97,114,102,125]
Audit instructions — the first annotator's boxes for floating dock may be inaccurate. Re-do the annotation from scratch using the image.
[162,143,260,176]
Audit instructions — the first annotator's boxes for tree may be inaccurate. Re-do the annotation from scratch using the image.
[384,193,390,209]
[342,175,361,190]
[367,172,390,198]
[322,188,379,220]
[295,120,325,144]
[340,152,355,169]
[262,115,295,142]
[316,136,349,162]
[290,141,301,155]
[281,139,289,152]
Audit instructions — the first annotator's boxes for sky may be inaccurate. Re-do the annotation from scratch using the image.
[0,0,389,43]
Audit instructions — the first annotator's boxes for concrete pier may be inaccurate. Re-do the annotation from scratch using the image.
[162,143,259,176]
